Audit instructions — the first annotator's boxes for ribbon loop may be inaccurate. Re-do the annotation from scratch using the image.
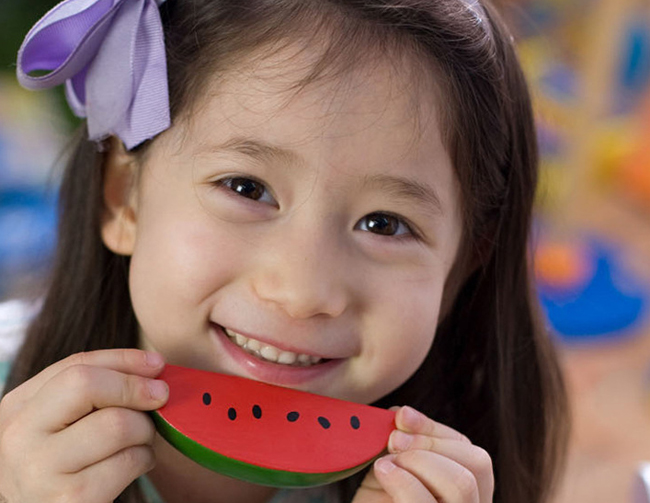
[17,0,170,150]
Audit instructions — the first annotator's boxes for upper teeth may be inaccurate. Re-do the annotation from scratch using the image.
[224,328,323,366]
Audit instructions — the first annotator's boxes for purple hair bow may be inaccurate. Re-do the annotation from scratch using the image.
[17,0,170,150]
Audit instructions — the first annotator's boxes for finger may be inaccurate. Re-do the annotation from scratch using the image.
[389,435,494,501]
[395,406,471,443]
[25,365,168,432]
[48,407,156,473]
[393,450,485,503]
[68,445,155,503]
[3,349,165,410]
[373,455,437,503]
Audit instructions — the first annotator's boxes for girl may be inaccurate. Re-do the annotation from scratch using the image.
[0,0,569,502]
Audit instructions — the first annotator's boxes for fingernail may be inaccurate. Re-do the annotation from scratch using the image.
[145,351,164,368]
[375,456,396,474]
[389,430,413,452]
[400,406,424,428]
[148,379,168,400]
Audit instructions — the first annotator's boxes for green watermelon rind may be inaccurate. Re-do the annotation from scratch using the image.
[151,410,379,488]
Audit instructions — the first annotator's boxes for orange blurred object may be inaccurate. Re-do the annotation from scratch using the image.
[618,93,650,210]
[619,143,650,210]
[535,241,593,289]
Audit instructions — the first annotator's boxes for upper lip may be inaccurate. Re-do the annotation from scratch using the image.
[212,322,343,359]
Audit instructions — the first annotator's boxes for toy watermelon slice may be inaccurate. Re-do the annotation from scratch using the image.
[152,365,396,487]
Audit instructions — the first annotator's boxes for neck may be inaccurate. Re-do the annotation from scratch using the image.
[149,434,278,503]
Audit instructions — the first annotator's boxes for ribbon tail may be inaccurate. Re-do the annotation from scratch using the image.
[86,0,169,148]
[119,0,170,148]
[17,0,123,90]
[85,0,142,143]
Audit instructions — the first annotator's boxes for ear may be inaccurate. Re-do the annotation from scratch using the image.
[101,136,138,256]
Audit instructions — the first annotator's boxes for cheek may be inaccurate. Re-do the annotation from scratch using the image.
[355,276,443,402]
[384,286,441,364]
[127,206,244,341]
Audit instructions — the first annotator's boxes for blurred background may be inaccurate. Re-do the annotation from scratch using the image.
[1,0,649,501]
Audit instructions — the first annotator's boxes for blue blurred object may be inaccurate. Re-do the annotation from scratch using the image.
[0,76,66,300]
[612,11,650,114]
[621,16,650,95]
[538,240,648,342]
[0,189,58,298]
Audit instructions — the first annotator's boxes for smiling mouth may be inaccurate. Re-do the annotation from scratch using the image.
[223,327,330,367]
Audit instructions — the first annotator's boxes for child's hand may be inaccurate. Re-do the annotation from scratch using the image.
[354,406,494,503]
[0,349,168,503]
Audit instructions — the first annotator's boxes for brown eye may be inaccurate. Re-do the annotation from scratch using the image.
[219,176,276,205]
[357,212,408,236]
[228,177,266,200]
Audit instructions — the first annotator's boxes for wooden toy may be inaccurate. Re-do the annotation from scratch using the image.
[152,365,396,487]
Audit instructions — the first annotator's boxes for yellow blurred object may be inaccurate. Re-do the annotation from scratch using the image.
[593,120,639,187]
[537,159,570,211]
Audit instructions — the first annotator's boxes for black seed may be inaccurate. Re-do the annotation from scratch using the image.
[287,411,300,422]
[252,405,262,419]
[202,393,211,406]
[318,416,331,429]
[228,407,237,420]
[350,416,360,429]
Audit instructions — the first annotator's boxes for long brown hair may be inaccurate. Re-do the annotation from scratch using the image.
[6,1,569,502]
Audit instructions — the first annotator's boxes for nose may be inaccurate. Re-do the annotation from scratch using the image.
[251,223,351,320]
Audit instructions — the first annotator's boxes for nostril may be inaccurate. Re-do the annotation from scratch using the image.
[250,259,349,320]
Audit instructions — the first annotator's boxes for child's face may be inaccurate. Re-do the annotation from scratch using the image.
[104,46,463,405]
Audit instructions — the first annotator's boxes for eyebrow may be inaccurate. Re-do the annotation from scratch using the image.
[200,137,444,216]
[201,136,302,166]
[362,174,444,217]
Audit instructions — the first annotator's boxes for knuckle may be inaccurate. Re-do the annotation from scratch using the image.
[123,374,148,404]
[103,408,135,442]
[401,448,420,463]
[121,444,155,471]
[453,466,479,502]
[472,446,493,473]
[143,445,156,471]
[62,365,96,396]
[65,351,91,368]
[142,415,156,445]
[103,408,154,446]
[118,348,140,369]
[119,445,138,467]
[118,348,132,364]
[425,435,437,451]
[393,449,420,469]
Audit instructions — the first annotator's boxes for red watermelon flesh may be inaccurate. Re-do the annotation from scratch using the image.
[152,365,396,487]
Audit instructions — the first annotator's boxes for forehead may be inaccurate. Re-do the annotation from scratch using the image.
[179,40,448,161]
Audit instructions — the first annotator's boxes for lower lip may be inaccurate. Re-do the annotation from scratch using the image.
[210,324,343,386]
